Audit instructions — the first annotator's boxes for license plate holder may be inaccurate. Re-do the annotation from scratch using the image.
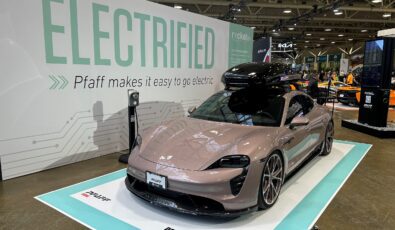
[146,171,167,189]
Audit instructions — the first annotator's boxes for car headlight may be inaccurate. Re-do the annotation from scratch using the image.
[207,155,250,169]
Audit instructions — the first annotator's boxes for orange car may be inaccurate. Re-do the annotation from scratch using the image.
[337,86,395,106]
[355,89,395,106]
[336,86,362,105]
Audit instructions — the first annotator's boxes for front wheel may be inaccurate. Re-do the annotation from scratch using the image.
[258,152,284,210]
[320,121,334,156]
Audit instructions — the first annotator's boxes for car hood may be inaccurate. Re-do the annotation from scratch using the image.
[137,117,277,171]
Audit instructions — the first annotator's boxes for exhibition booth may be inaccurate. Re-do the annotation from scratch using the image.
[1,0,395,230]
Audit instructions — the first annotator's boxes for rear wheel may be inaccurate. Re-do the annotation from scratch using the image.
[320,121,334,156]
[258,152,284,210]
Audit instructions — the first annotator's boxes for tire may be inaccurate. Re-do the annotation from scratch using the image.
[320,121,334,156]
[258,152,284,210]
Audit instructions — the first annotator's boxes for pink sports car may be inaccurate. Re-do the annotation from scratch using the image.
[125,63,334,217]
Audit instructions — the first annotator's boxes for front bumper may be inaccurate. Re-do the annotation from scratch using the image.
[125,154,263,214]
[125,174,257,217]
[337,91,358,104]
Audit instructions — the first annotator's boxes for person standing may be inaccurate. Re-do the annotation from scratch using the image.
[308,71,319,99]
[319,70,325,82]
[331,71,338,81]
[346,71,354,85]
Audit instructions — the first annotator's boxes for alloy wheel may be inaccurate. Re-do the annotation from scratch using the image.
[325,122,334,153]
[262,154,283,205]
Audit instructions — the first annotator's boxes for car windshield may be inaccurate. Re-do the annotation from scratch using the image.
[190,88,285,127]
[333,82,348,87]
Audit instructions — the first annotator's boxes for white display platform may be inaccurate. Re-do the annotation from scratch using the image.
[36,140,371,230]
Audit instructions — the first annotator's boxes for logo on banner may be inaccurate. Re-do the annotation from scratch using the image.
[81,191,111,201]
[278,43,293,49]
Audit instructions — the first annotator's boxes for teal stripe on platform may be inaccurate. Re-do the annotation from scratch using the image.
[275,141,371,230]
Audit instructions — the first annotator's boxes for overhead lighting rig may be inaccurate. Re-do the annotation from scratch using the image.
[218,0,247,22]
[268,0,357,35]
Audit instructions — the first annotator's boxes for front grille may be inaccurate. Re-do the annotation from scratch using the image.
[127,174,225,212]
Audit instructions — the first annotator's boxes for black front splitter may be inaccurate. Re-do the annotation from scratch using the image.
[124,177,257,218]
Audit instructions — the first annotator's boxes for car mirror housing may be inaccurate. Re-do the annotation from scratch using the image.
[290,116,309,129]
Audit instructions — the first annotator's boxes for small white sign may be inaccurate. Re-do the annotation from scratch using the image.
[146,172,167,189]
[366,95,372,104]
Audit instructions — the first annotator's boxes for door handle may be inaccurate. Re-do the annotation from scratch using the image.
[283,136,294,145]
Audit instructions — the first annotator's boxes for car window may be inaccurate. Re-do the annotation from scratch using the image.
[285,95,314,124]
[285,97,304,124]
[334,82,347,87]
[300,95,314,114]
[190,89,285,127]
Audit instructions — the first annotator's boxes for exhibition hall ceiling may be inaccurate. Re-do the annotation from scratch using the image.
[152,0,395,50]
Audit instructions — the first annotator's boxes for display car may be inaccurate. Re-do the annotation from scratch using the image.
[355,85,395,106]
[125,63,334,217]
[336,85,362,105]
[337,85,395,106]
[318,81,350,98]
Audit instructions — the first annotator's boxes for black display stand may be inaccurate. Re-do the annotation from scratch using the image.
[342,120,395,138]
[119,90,139,163]
[342,38,395,137]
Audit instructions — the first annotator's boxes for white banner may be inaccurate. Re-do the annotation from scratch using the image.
[0,0,253,179]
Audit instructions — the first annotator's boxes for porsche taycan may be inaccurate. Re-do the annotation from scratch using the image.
[125,63,334,217]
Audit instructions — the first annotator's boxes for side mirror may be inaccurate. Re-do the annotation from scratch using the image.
[188,106,196,114]
[290,116,309,129]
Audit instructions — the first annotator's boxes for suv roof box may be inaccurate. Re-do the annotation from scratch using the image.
[222,62,300,88]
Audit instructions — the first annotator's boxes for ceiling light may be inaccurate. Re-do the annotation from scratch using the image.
[283,9,292,14]
[338,34,344,37]
[361,29,368,32]
[348,38,353,41]
[317,44,321,47]
[305,40,310,43]
[333,9,339,12]
[383,13,391,18]
[334,11,343,15]
[251,26,256,29]
[306,33,312,36]
[304,46,308,48]
[288,27,295,30]
[294,23,297,26]
[372,0,382,3]
[320,38,325,40]
[325,28,332,31]
[174,5,182,9]
[331,41,336,44]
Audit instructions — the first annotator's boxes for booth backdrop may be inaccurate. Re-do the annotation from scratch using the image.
[0,0,253,179]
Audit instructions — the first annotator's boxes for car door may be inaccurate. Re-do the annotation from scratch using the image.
[282,96,308,171]
[298,95,322,151]
[282,95,317,172]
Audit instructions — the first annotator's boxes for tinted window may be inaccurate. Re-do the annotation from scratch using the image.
[285,95,314,124]
[333,82,347,87]
[286,98,303,124]
[190,89,285,127]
